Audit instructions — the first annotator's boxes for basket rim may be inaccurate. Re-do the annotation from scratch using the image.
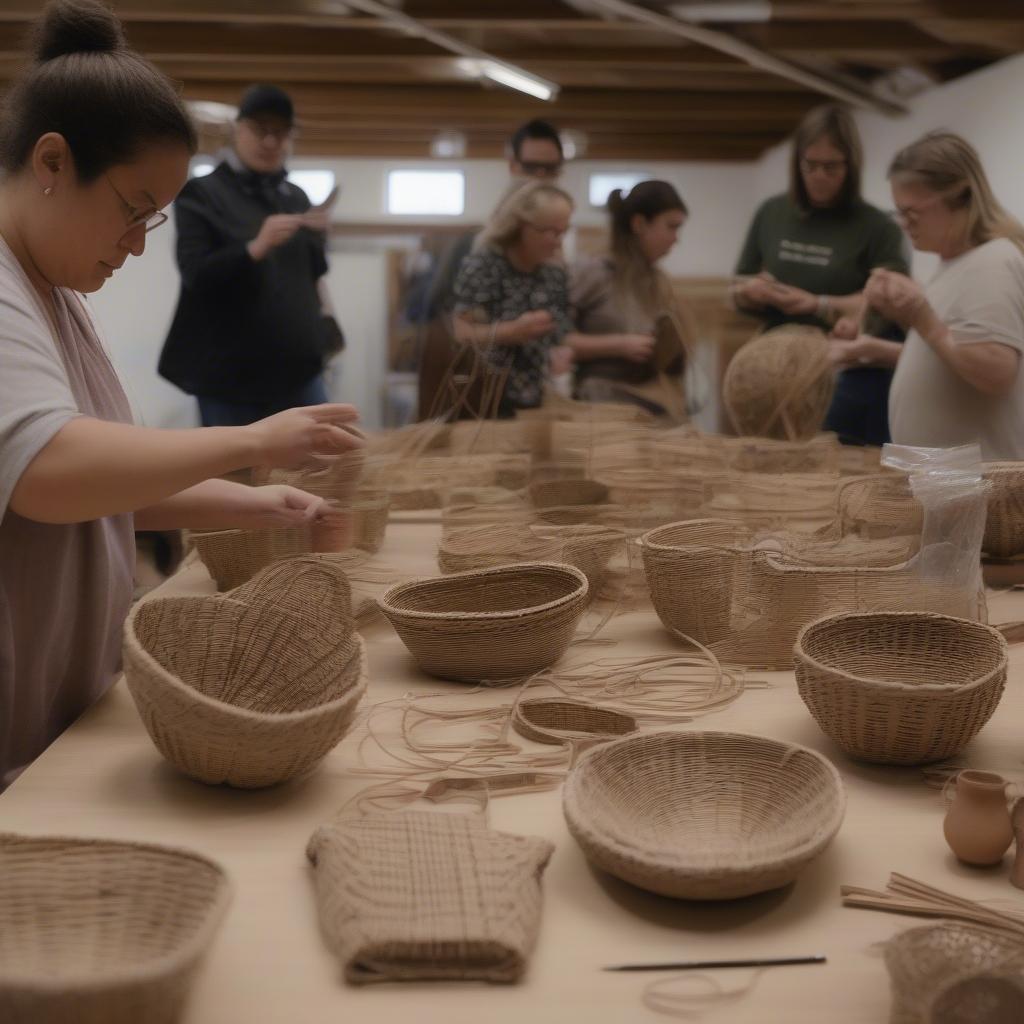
[124,603,369,725]
[378,561,588,622]
[794,611,1008,694]
[563,729,846,877]
[0,832,232,993]
[638,518,749,553]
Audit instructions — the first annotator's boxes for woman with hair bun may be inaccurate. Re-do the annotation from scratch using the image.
[568,180,693,417]
[0,0,362,782]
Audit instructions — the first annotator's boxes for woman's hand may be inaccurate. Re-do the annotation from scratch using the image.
[767,283,818,317]
[617,333,655,363]
[228,485,332,529]
[248,404,363,470]
[505,310,554,344]
[549,345,575,376]
[864,269,934,332]
[734,273,778,308]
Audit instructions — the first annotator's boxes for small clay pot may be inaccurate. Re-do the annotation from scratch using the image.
[943,770,1013,866]
[1010,799,1024,890]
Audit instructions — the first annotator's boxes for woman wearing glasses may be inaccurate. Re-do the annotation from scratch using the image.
[733,104,909,446]
[865,132,1024,460]
[452,179,576,416]
[0,0,361,784]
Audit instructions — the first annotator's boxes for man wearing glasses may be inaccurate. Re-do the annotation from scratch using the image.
[159,84,336,426]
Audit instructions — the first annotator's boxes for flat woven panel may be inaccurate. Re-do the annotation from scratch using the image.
[306,812,553,984]
[563,731,845,900]
[0,834,230,1024]
[123,556,367,787]
[794,611,1007,765]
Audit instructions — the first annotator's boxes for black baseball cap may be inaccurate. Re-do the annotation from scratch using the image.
[237,84,295,125]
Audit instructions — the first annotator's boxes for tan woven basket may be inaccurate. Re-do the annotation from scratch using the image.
[351,488,390,554]
[378,562,588,682]
[191,526,311,590]
[836,473,922,539]
[722,434,841,474]
[723,324,834,441]
[528,479,609,525]
[512,698,637,746]
[0,833,231,1024]
[124,557,368,787]
[794,612,1007,765]
[983,462,1024,558]
[885,921,1024,1024]
[563,730,845,900]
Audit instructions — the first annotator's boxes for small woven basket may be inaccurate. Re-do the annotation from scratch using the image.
[512,698,637,746]
[528,479,609,525]
[563,730,845,900]
[836,473,922,539]
[794,612,1007,765]
[723,324,834,441]
[378,562,588,682]
[124,557,368,787]
[0,833,231,1024]
[885,921,1024,1024]
[983,462,1024,558]
[351,488,390,554]
[191,526,311,590]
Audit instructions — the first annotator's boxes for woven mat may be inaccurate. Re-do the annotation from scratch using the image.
[306,811,553,984]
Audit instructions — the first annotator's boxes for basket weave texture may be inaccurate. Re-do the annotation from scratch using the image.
[884,921,1024,1024]
[563,730,845,900]
[306,811,553,984]
[511,698,638,746]
[0,833,231,1024]
[794,612,1007,765]
[191,526,311,591]
[983,462,1024,558]
[378,562,588,682]
[123,556,367,787]
[723,325,834,440]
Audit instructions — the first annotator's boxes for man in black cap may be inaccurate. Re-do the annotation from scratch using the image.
[159,84,339,426]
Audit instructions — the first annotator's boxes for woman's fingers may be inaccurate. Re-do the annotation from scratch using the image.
[307,403,360,424]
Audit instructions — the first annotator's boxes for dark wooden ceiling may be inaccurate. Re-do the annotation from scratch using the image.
[1,1,1022,160]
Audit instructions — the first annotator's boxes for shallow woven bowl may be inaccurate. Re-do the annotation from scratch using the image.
[528,479,609,525]
[378,562,588,682]
[191,526,311,590]
[983,462,1024,558]
[563,730,845,900]
[0,833,231,1024]
[794,612,1007,766]
[124,558,368,788]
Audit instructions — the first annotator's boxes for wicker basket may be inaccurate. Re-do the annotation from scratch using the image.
[983,462,1024,558]
[191,526,311,590]
[378,562,588,682]
[528,479,609,525]
[722,434,841,475]
[885,921,1024,1024]
[124,557,368,787]
[723,324,834,441]
[512,698,637,746]
[0,833,231,1024]
[350,488,390,554]
[563,731,845,900]
[794,612,1007,765]
[836,473,922,539]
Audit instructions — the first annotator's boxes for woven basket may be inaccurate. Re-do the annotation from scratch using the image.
[794,612,1007,765]
[528,479,609,525]
[885,921,1024,1024]
[723,324,834,441]
[836,473,922,539]
[722,434,841,474]
[512,698,637,746]
[0,833,231,1024]
[378,562,588,682]
[124,557,368,787]
[563,731,845,900]
[191,526,311,590]
[983,462,1024,558]
[351,489,390,554]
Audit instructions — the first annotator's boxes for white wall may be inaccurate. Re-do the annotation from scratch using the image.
[754,53,1024,281]
[88,155,762,430]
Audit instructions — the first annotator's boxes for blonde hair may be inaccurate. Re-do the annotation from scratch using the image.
[888,131,1024,252]
[475,178,573,254]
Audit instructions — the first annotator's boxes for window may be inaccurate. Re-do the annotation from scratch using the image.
[386,170,465,216]
[588,172,651,208]
[287,169,337,206]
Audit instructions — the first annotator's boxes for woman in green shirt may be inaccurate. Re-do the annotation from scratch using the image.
[733,104,909,446]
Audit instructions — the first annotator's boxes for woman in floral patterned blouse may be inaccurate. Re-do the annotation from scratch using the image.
[453,180,575,415]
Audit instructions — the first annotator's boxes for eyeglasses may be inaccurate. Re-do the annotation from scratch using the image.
[240,118,294,144]
[800,157,847,176]
[524,221,568,240]
[889,195,944,224]
[517,160,562,178]
[104,175,167,233]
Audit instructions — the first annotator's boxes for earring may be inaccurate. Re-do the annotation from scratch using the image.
[43,187,53,196]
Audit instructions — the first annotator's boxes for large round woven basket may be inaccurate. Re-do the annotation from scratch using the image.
[794,612,1007,765]
[563,731,845,900]
[378,562,588,682]
[884,921,1024,1024]
[983,462,1024,557]
[123,557,368,787]
[0,833,231,1024]
[723,324,834,440]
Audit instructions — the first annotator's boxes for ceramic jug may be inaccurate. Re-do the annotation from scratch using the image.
[943,770,1013,866]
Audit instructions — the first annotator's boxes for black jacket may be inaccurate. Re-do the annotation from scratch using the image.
[159,159,329,401]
